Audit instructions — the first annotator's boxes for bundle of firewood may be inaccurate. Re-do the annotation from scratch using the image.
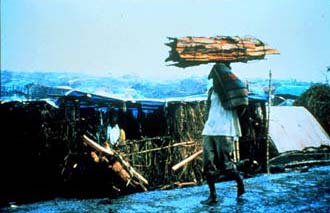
[165,36,279,67]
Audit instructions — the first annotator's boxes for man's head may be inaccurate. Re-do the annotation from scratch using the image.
[208,63,231,91]
[109,109,119,127]
[110,114,118,127]
[208,63,231,80]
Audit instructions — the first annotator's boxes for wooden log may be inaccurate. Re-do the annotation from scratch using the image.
[172,149,203,171]
[110,161,131,183]
[116,153,149,186]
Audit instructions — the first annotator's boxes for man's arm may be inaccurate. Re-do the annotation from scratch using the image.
[206,87,213,119]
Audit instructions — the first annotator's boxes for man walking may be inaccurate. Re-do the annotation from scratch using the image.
[201,63,246,205]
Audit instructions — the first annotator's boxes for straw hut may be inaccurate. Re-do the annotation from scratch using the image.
[54,90,270,191]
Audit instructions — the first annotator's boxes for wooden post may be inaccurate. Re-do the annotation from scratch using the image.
[234,137,240,163]
[266,70,272,174]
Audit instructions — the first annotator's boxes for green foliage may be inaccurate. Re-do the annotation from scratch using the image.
[294,84,330,134]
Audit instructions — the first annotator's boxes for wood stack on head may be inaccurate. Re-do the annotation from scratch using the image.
[165,36,279,68]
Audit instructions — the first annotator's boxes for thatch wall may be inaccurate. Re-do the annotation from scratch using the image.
[120,101,208,189]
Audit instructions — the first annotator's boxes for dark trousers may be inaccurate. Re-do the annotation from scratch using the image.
[203,135,238,184]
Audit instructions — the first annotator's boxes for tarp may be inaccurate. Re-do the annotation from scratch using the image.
[274,85,310,97]
[269,106,330,153]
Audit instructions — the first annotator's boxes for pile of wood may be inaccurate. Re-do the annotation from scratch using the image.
[82,135,149,191]
[166,36,279,67]
[268,145,330,173]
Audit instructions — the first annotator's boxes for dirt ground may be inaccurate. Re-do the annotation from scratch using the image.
[2,166,330,213]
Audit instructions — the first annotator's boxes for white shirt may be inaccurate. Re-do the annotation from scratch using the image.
[107,124,120,145]
[202,91,242,137]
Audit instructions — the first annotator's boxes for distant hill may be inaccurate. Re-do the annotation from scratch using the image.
[1,70,315,102]
[0,70,209,100]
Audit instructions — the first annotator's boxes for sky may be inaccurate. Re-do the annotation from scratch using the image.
[1,0,330,82]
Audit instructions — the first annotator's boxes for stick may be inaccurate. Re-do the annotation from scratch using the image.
[174,181,197,188]
[172,149,203,171]
[125,141,196,156]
